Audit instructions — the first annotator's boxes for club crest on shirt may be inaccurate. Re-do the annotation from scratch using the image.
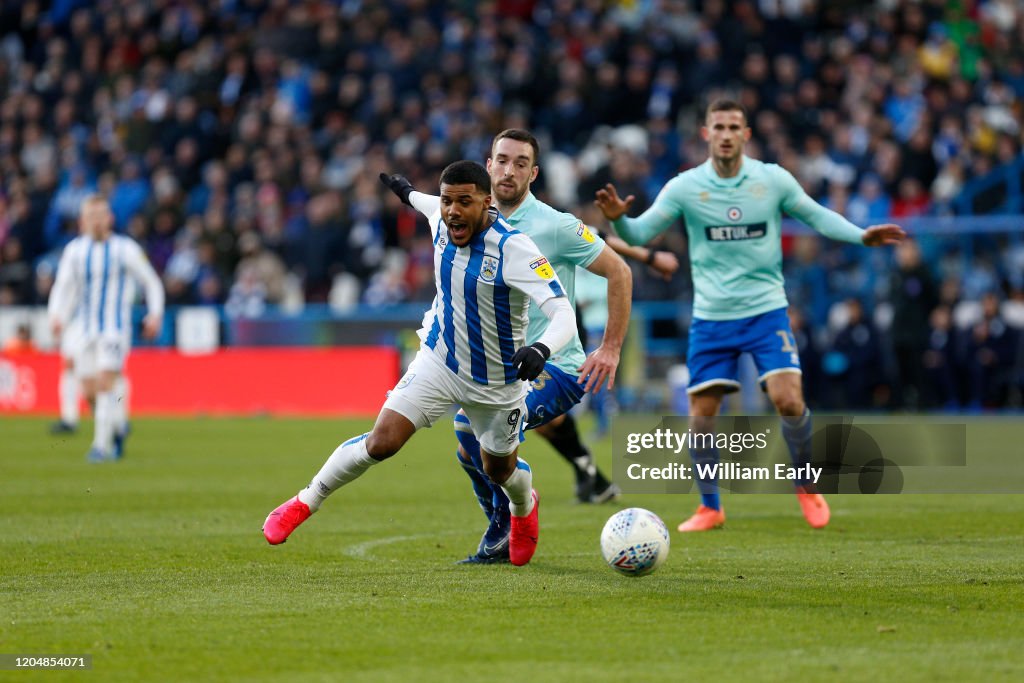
[727,206,743,222]
[480,255,499,282]
[529,256,555,279]
[576,222,595,243]
[437,235,448,248]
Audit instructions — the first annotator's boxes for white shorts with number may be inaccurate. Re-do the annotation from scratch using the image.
[76,334,130,378]
[383,348,526,456]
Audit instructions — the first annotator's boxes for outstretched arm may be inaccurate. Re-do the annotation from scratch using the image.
[380,173,440,216]
[777,166,905,246]
[594,181,681,246]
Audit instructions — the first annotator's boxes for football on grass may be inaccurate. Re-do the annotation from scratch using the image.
[600,508,670,576]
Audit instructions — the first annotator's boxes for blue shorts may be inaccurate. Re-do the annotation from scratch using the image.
[525,362,586,429]
[687,307,801,394]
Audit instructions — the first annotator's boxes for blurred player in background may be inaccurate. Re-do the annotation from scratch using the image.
[48,195,164,462]
[596,100,906,532]
[264,161,580,566]
[385,129,633,564]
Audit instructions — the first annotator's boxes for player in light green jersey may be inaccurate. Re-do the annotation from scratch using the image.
[596,100,905,532]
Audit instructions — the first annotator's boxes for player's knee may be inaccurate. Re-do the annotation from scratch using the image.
[365,431,401,460]
[482,456,515,484]
[772,392,805,417]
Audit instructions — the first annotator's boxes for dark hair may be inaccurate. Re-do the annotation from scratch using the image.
[706,99,747,123]
[491,128,540,165]
[440,160,491,193]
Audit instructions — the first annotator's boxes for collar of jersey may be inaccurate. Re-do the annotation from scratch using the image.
[502,192,536,225]
[701,156,750,188]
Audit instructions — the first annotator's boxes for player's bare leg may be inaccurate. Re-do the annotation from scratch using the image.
[86,370,120,463]
[263,409,416,545]
[678,387,727,532]
[765,372,829,528]
[52,357,80,434]
[482,448,538,566]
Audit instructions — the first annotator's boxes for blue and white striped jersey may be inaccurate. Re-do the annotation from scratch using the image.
[419,203,568,385]
[48,234,165,340]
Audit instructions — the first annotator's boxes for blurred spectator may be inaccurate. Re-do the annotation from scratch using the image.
[0,236,33,304]
[225,263,269,319]
[234,231,287,305]
[962,290,1019,409]
[890,241,937,409]
[110,158,151,231]
[966,292,1018,409]
[823,298,884,409]
[847,175,891,226]
[922,305,962,409]
[2,323,36,354]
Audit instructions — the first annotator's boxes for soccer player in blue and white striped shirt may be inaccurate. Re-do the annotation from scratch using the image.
[48,195,165,462]
[264,161,579,566]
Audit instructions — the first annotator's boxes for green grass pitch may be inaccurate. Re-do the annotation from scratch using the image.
[2,415,1022,682]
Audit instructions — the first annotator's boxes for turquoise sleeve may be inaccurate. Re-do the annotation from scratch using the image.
[610,178,685,245]
[775,167,865,245]
[556,214,605,269]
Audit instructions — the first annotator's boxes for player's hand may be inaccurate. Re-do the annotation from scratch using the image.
[379,172,415,206]
[577,344,620,393]
[142,314,162,340]
[50,319,63,339]
[512,342,550,381]
[649,251,680,280]
[594,183,634,221]
[861,223,906,247]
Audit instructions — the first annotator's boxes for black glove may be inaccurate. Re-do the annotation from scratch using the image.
[379,172,415,206]
[511,342,550,381]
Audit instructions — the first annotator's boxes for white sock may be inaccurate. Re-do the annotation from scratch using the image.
[297,434,377,511]
[94,391,115,454]
[113,375,129,436]
[59,369,79,426]
[501,467,534,517]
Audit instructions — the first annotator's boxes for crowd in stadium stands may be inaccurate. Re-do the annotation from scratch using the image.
[0,0,1022,408]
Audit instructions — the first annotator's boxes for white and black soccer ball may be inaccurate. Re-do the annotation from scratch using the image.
[600,507,670,577]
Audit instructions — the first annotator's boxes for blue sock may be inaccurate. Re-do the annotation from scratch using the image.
[689,446,721,510]
[781,408,813,487]
[454,413,494,519]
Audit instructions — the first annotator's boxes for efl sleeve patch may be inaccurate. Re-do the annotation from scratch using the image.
[576,222,595,243]
[529,256,555,280]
